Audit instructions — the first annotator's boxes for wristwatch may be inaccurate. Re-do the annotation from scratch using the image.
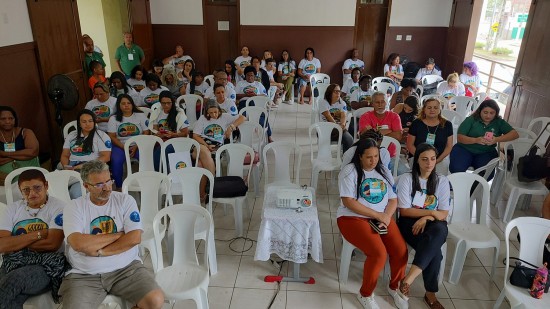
[97,249,104,257]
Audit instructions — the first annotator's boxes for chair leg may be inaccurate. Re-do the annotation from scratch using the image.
[490,245,499,279]
[493,289,506,309]
[448,240,468,284]
[311,170,319,190]
[339,238,355,284]
[502,189,520,224]
[253,165,260,197]
[207,227,218,275]
[234,200,244,237]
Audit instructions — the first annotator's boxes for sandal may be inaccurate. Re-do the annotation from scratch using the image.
[398,280,410,299]
[424,294,445,309]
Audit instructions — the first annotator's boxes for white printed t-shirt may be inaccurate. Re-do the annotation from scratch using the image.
[396,173,450,211]
[150,110,189,133]
[107,113,149,145]
[415,68,442,81]
[235,81,267,97]
[193,113,239,145]
[63,130,112,163]
[170,55,193,67]
[203,85,237,101]
[350,89,374,106]
[234,56,252,83]
[298,58,321,77]
[318,99,347,123]
[342,58,365,81]
[278,61,296,75]
[437,82,466,100]
[337,164,396,219]
[185,81,209,96]
[85,97,117,132]
[127,79,146,92]
[459,74,482,95]
[138,86,169,107]
[63,192,142,275]
[217,98,238,116]
[0,196,65,237]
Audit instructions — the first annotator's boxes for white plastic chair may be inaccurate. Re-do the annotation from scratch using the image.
[262,141,302,189]
[351,107,374,141]
[415,84,424,98]
[446,172,499,285]
[309,122,342,190]
[309,73,330,85]
[137,106,152,119]
[44,170,85,203]
[160,137,200,175]
[213,143,254,237]
[493,217,550,309]
[235,121,263,197]
[124,135,164,191]
[122,171,170,272]
[513,127,537,140]
[448,96,476,118]
[245,96,271,110]
[372,76,393,86]
[371,82,397,98]
[420,94,446,108]
[24,293,127,309]
[176,94,204,129]
[473,92,487,111]
[527,117,550,145]
[168,167,217,275]
[204,74,214,87]
[153,204,211,309]
[380,136,400,177]
[469,157,500,222]
[498,139,549,223]
[311,83,330,125]
[441,109,464,131]
[63,120,77,140]
[421,75,444,88]
[239,106,269,148]
[5,167,49,205]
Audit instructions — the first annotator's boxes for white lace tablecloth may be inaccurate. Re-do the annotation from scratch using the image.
[254,186,323,264]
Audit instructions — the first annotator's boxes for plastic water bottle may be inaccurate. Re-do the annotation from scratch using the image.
[530,262,548,299]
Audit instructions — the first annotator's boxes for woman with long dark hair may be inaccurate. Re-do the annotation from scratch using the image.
[297,47,321,104]
[109,71,140,103]
[384,53,404,89]
[319,83,353,152]
[277,50,296,103]
[397,143,451,309]
[224,59,237,85]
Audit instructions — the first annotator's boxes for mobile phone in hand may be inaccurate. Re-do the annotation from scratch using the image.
[369,219,388,234]
[484,131,494,141]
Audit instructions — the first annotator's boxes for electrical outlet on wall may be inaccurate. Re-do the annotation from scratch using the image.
[396,35,402,41]
[406,35,412,41]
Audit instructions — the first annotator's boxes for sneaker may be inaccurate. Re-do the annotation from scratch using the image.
[357,294,380,309]
[398,280,410,300]
[387,286,409,309]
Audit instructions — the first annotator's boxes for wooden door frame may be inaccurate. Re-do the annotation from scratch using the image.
[202,0,240,73]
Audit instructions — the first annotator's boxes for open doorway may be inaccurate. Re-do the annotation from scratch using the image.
[77,0,131,76]
[471,0,532,108]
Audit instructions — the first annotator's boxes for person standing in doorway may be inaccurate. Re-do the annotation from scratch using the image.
[115,32,145,77]
[83,35,106,78]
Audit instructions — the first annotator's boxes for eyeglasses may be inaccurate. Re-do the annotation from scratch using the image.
[160,101,172,105]
[20,185,44,196]
[87,179,114,189]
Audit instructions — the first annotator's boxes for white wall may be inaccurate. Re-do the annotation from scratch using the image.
[240,0,356,26]
[0,0,33,47]
[150,0,203,25]
[389,0,453,27]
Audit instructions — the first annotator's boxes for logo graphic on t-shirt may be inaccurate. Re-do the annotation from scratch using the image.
[282,66,290,74]
[158,119,170,132]
[240,61,250,68]
[12,218,48,236]
[55,214,63,227]
[243,85,258,96]
[118,122,140,137]
[144,93,160,106]
[92,105,111,118]
[204,124,224,141]
[349,64,358,69]
[304,64,316,74]
[90,216,117,234]
[350,86,359,94]
[194,90,203,96]
[130,211,140,223]
[230,93,236,100]
[413,189,439,210]
[175,161,187,169]
[329,107,343,122]
[105,140,112,149]
[359,93,372,103]
[132,84,145,91]
[229,106,237,115]
[70,139,91,157]
[443,92,456,100]
[360,178,387,204]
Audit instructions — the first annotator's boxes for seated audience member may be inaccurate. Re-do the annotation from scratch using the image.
[162,44,192,66]
[460,61,482,97]
[350,75,374,110]
[138,73,168,107]
[415,58,441,83]
[0,169,67,307]
[60,160,164,309]
[342,129,391,170]
[161,66,185,98]
[225,60,237,85]
[107,94,151,188]
[342,68,361,105]
[297,47,321,104]
[61,109,112,198]
[449,99,518,174]
[265,59,284,105]
[0,106,40,181]
[260,50,275,72]
[358,92,403,157]
[342,48,365,82]
[109,71,140,104]
[151,59,164,78]
[86,83,117,133]
[277,50,296,103]
[83,35,106,78]
[337,138,408,309]
[319,84,353,153]
[436,73,465,101]
[127,65,146,92]
[204,71,237,101]
[212,84,238,116]
[407,98,453,174]
[186,71,209,97]
[393,96,420,144]
[390,78,417,110]
[88,61,107,90]
[384,53,404,89]
[178,59,195,88]
[251,57,271,93]
[234,46,252,83]
[397,143,451,309]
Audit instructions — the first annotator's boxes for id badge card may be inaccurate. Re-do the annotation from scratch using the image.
[128,53,134,61]
[412,191,427,208]
[426,133,436,145]
[4,142,15,152]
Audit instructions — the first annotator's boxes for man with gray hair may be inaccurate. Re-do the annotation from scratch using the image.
[59,160,164,309]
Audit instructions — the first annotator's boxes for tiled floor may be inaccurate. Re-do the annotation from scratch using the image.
[142,102,547,309]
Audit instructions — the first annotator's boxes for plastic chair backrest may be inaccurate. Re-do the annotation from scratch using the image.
[204,75,215,87]
[312,83,330,107]
[527,117,550,145]
[415,84,424,98]
[505,217,550,273]
[441,109,464,127]
[380,136,400,176]
[309,122,342,163]
[472,157,500,182]
[447,172,490,225]
[309,73,330,85]
[236,121,263,152]
[122,171,169,228]
[437,81,447,90]
[372,76,393,85]
[45,170,84,203]
[449,96,475,118]
[176,94,204,127]
[421,74,443,86]
[153,204,211,272]
[245,96,270,109]
[262,141,302,187]
[5,167,49,205]
[137,106,152,119]
[239,106,269,127]
[160,137,200,174]
[352,107,374,140]
[420,94,446,108]
[168,167,214,213]
[215,144,254,181]
[513,127,537,140]
[63,120,77,140]
[371,82,396,97]
[124,135,164,177]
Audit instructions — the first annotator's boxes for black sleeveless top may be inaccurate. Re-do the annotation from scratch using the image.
[399,111,415,129]
[1,128,25,151]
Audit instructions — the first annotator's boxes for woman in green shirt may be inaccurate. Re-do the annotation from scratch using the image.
[449,99,518,174]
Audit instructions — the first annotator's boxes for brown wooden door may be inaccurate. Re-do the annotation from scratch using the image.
[445,0,476,75]
[26,0,88,161]
[353,0,390,76]
[129,0,154,68]
[204,0,239,73]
